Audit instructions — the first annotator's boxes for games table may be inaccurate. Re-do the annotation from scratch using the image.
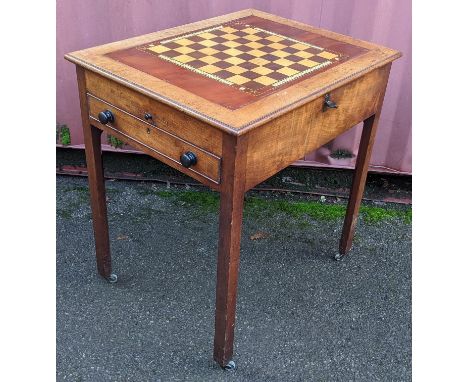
[65,9,401,369]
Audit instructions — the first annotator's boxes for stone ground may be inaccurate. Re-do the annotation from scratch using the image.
[56,175,411,382]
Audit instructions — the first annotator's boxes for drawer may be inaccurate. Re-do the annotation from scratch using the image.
[85,70,223,157]
[244,64,390,190]
[87,95,221,184]
[312,66,385,147]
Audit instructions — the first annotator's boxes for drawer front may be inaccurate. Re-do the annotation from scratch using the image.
[244,64,391,190]
[312,66,387,147]
[85,70,222,156]
[88,95,221,184]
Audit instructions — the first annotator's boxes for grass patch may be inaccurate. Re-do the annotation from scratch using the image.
[58,124,71,146]
[153,190,412,224]
[107,134,124,149]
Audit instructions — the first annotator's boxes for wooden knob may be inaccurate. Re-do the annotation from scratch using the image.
[98,110,114,124]
[180,151,197,168]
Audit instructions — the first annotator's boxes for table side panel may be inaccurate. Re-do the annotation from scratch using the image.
[85,70,223,156]
[244,64,391,190]
[87,95,221,187]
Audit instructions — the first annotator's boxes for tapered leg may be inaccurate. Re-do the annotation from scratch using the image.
[82,124,113,278]
[76,66,114,280]
[338,114,380,258]
[213,134,248,368]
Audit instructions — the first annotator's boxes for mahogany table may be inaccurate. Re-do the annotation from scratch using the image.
[66,9,401,369]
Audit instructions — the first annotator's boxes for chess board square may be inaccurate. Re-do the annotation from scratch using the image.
[235,37,251,44]
[199,47,220,55]
[215,70,235,79]
[246,41,263,49]
[298,59,320,67]
[238,61,258,70]
[287,55,306,62]
[248,49,267,57]
[295,50,314,59]
[236,45,253,52]
[212,36,228,43]
[249,57,270,66]
[225,65,248,75]
[209,29,226,36]
[253,75,277,86]
[224,48,243,56]
[211,60,232,69]
[173,54,195,63]
[225,56,245,65]
[222,40,241,48]
[148,45,170,54]
[282,46,300,54]
[199,55,221,64]
[174,38,195,46]
[221,26,238,33]
[290,43,310,51]
[242,80,265,91]
[273,58,294,66]
[174,46,195,54]
[267,71,289,81]
[318,51,338,60]
[199,64,223,74]
[276,67,300,76]
[289,63,309,72]
[251,66,274,75]
[199,39,218,47]
[244,34,262,42]
[265,35,284,43]
[237,53,256,61]
[268,42,287,50]
[270,50,290,58]
[187,51,206,59]
[212,51,232,60]
[189,43,207,51]
[263,62,284,71]
[258,45,276,54]
[198,32,217,39]
[221,33,239,41]
[227,74,250,85]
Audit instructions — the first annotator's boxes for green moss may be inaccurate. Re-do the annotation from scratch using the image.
[107,134,124,149]
[330,148,353,159]
[58,124,71,146]
[152,190,412,224]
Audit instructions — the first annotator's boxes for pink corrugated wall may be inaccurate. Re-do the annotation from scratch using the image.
[57,0,411,174]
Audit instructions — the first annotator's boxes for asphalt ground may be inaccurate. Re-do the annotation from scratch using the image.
[56,175,411,381]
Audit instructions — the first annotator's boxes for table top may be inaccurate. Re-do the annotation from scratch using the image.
[66,9,401,134]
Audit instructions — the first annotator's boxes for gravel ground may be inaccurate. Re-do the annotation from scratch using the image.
[57,176,411,381]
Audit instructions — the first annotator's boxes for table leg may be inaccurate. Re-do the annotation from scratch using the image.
[338,114,380,259]
[76,66,115,282]
[213,134,248,369]
[82,124,114,280]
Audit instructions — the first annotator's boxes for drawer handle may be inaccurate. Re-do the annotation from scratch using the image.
[98,110,114,124]
[323,93,338,112]
[180,151,197,168]
[144,112,153,121]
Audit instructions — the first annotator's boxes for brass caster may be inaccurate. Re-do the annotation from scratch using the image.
[223,360,236,370]
[106,273,118,283]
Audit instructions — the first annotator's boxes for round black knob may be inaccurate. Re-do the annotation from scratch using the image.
[98,110,114,124]
[180,151,197,168]
[144,112,153,121]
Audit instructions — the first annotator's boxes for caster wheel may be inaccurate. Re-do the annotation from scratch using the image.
[223,360,236,370]
[334,254,343,261]
[106,273,118,283]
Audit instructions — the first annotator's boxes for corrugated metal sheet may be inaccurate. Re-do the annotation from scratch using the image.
[57,0,411,174]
